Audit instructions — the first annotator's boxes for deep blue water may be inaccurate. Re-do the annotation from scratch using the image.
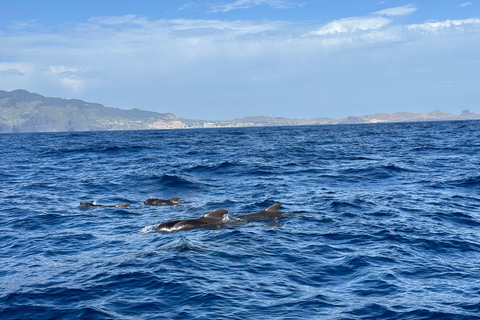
[1,121,480,319]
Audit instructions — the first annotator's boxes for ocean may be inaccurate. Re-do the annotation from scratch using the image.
[1,121,480,319]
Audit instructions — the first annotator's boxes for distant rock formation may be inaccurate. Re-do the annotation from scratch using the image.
[0,89,478,133]
[459,110,479,119]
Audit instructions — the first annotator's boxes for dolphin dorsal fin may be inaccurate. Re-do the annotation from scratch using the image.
[265,203,282,211]
[203,209,228,220]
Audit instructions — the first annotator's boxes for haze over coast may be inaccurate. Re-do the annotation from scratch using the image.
[1,89,478,133]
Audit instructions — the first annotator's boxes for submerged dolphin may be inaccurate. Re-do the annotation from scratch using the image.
[156,209,228,232]
[144,197,180,206]
[79,202,130,208]
[237,203,285,219]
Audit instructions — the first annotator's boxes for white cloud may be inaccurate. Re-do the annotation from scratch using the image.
[47,66,84,92]
[407,18,480,32]
[53,77,84,92]
[178,2,199,11]
[88,15,151,27]
[167,18,281,35]
[459,2,472,7]
[309,5,417,37]
[310,16,391,35]
[209,0,304,13]
[1,15,479,119]
[373,4,417,16]
[48,65,79,75]
[0,62,31,75]
[9,20,43,31]
[79,16,282,39]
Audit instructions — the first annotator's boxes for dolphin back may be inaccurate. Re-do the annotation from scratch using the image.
[202,209,228,221]
[265,203,282,212]
[157,209,228,232]
[238,203,285,219]
[156,220,183,231]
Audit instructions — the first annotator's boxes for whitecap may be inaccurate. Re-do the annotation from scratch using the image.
[139,225,157,234]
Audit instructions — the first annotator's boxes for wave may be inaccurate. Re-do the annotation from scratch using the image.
[446,175,480,189]
[39,145,150,157]
[431,211,480,227]
[184,161,242,174]
[0,304,115,320]
[134,174,205,190]
[341,164,413,177]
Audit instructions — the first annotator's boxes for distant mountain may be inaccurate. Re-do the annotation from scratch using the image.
[0,89,182,133]
[0,89,479,133]
[190,109,480,127]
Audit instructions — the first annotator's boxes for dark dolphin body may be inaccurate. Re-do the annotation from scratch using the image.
[156,209,228,232]
[144,197,180,206]
[237,203,285,219]
[79,202,130,208]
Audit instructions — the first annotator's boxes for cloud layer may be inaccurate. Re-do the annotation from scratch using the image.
[0,4,479,119]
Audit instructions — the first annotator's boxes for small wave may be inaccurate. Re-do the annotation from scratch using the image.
[137,174,203,190]
[245,168,276,176]
[341,164,412,176]
[157,238,210,252]
[414,237,480,254]
[328,200,362,210]
[458,301,480,313]
[447,175,480,188]
[0,304,115,319]
[351,278,400,297]
[185,161,241,173]
[158,174,201,189]
[203,199,239,209]
[410,145,460,153]
[39,145,148,157]
[432,211,480,227]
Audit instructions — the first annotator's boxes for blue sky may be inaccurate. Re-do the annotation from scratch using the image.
[0,0,479,120]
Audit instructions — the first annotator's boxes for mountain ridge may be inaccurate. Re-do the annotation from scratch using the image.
[0,89,478,133]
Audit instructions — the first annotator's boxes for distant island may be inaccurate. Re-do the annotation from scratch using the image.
[1,89,479,133]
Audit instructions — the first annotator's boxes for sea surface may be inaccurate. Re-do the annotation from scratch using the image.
[1,121,480,319]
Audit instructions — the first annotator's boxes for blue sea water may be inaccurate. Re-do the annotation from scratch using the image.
[1,121,480,319]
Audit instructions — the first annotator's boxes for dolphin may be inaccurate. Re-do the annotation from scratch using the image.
[237,203,285,219]
[144,197,180,206]
[79,202,130,208]
[156,209,228,232]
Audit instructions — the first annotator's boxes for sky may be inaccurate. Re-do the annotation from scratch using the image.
[0,0,479,120]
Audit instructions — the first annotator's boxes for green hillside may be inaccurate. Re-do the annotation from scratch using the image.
[0,90,181,133]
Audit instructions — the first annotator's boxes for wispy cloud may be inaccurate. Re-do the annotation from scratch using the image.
[310,16,391,35]
[373,4,417,16]
[209,0,304,13]
[458,2,472,7]
[178,2,199,11]
[47,66,84,92]
[310,5,418,37]
[407,18,480,32]
[0,63,30,76]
